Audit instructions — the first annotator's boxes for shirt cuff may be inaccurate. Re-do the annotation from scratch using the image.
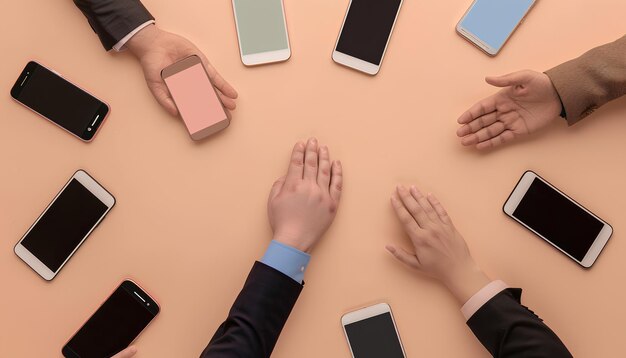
[260,240,310,284]
[112,20,155,52]
[461,280,508,321]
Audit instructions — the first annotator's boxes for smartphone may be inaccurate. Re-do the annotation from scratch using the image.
[342,303,406,358]
[62,280,160,358]
[456,0,537,56]
[232,0,291,66]
[503,171,612,268]
[14,170,115,281]
[10,61,110,142]
[162,55,231,140]
[332,0,403,75]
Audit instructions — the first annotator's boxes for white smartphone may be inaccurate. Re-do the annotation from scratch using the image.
[231,0,291,66]
[332,0,403,75]
[14,170,115,280]
[341,303,406,358]
[503,171,612,268]
[456,0,537,56]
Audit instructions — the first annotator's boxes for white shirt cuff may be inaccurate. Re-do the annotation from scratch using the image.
[112,20,155,52]
[461,280,508,321]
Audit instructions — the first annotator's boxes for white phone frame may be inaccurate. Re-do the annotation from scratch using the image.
[503,171,612,268]
[231,0,291,66]
[14,170,115,281]
[332,0,404,75]
[341,303,407,358]
[455,0,537,56]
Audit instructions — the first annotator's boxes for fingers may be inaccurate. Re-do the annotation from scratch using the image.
[456,96,497,125]
[111,346,137,358]
[461,121,506,146]
[317,146,331,189]
[219,92,237,110]
[200,55,239,100]
[386,245,421,270]
[285,141,306,184]
[427,193,451,225]
[269,176,285,201]
[409,186,438,222]
[330,160,343,202]
[391,193,421,235]
[456,111,497,137]
[150,82,179,116]
[485,70,532,88]
[397,186,428,227]
[475,130,516,150]
[303,138,319,181]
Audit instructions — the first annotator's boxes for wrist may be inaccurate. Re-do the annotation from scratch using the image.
[272,233,314,253]
[126,24,159,59]
[442,262,491,305]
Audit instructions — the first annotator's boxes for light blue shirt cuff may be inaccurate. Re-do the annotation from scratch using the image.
[260,240,311,284]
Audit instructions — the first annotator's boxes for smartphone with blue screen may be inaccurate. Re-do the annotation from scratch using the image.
[456,0,537,56]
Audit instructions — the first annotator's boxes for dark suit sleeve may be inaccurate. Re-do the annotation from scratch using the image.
[73,0,155,50]
[200,261,303,358]
[467,288,572,358]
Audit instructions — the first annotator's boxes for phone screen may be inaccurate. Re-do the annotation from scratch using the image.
[11,62,108,140]
[20,179,109,272]
[336,0,402,65]
[162,60,227,136]
[233,0,289,55]
[512,178,604,261]
[63,281,159,358]
[460,0,534,50]
[345,312,405,358]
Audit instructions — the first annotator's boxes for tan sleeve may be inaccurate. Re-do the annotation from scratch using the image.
[545,35,626,125]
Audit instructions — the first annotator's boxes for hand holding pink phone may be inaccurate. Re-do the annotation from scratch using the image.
[161,55,231,140]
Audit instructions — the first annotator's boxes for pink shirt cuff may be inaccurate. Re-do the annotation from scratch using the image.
[461,280,508,321]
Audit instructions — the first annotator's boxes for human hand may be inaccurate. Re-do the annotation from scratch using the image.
[456,70,562,150]
[386,185,490,303]
[267,138,343,253]
[111,346,137,358]
[126,25,238,116]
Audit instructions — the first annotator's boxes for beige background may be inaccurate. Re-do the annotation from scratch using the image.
[1,0,625,357]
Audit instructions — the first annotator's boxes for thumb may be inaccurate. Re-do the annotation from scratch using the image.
[485,70,533,88]
[269,176,286,201]
[149,81,179,117]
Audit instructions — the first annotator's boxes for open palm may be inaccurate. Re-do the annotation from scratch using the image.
[456,70,562,149]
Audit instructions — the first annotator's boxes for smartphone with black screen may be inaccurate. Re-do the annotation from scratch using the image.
[332,0,403,75]
[14,170,115,280]
[503,171,612,267]
[10,61,109,142]
[62,280,160,358]
[342,303,406,358]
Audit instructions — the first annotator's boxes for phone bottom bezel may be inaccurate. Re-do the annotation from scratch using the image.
[332,51,380,75]
[455,25,499,56]
[241,48,291,66]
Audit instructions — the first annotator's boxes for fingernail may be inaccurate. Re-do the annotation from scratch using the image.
[336,160,341,166]
[130,346,137,353]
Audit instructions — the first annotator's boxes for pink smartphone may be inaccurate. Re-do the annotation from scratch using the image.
[161,55,230,140]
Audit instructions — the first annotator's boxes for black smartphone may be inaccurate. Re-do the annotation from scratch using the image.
[62,280,160,358]
[10,61,109,142]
